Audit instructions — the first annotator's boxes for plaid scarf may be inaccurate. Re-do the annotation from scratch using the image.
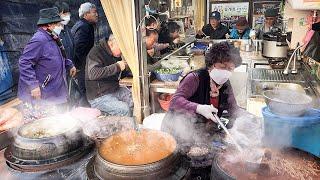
[45,29,67,59]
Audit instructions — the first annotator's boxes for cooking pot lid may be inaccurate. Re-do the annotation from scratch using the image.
[98,129,177,165]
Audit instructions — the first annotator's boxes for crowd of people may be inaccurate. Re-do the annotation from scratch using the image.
[196,9,279,40]
[17,2,183,117]
[16,1,279,120]
[14,1,285,150]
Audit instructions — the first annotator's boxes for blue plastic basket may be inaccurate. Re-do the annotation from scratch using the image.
[153,70,183,82]
[194,42,208,50]
[262,106,320,157]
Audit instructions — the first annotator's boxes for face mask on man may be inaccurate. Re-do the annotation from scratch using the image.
[209,68,232,85]
[52,25,63,35]
[61,14,71,25]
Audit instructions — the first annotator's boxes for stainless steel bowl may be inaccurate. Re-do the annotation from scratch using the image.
[263,89,313,116]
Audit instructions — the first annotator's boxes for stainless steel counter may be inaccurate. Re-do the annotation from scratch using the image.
[246,60,320,117]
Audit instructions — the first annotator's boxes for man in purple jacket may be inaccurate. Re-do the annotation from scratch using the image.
[18,7,76,106]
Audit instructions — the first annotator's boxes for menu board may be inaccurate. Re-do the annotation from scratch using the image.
[252,1,281,28]
[210,2,250,29]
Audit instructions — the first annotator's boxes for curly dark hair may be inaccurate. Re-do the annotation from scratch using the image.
[205,42,242,68]
[145,14,159,27]
[146,29,158,37]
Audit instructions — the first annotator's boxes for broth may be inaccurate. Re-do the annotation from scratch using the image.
[20,116,77,139]
[219,148,320,180]
[99,129,177,165]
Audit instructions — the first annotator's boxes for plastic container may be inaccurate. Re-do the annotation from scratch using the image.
[153,70,182,82]
[158,93,172,111]
[190,47,205,55]
[262,107,320,157]
[193,42,208,50]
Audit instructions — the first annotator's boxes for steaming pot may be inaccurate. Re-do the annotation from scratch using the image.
[87,129,190,179]
[262,31,288,58]
[11,116,84,161]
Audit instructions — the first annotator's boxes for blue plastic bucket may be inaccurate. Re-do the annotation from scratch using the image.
[262,106,320,157]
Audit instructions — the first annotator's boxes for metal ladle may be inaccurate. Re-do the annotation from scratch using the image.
[213,113,243,153]
[213,111,271,174]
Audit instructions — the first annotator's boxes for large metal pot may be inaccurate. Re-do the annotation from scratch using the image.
[262,40,288,58]
[211,154,235,180]
[263,89,313,116]
[262,32,288,58]
[91,129,188,179]
[211,148,320,180]
[12,116,84,160]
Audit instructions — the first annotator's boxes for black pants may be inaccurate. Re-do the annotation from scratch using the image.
[74,70,90,107]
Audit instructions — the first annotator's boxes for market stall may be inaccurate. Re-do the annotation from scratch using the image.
[0,0,320,179]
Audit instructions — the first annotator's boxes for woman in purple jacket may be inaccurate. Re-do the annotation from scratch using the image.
[161,42,242,143]
[18,7,76,107]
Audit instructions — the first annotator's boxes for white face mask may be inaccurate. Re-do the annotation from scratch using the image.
[0,40,4,46]
[52,25,63,35]
[61,14,71,25]
[209,68,232,85]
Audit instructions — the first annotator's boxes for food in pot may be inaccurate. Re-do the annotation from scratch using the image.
[219,148,320,180]
[99,129,177,165]
[160,58,189,69]
[19,115,77,139]
[30,129,48,138]
[187,146,209,157]
[155,68,181,74]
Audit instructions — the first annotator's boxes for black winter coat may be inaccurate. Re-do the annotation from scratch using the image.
[71,19,95,71]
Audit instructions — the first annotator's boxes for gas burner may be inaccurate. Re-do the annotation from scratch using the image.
[5,139,94,172]
[268,58,286,69]
[268,57,286,62]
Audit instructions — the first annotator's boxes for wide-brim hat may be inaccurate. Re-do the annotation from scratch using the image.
[37,7,63,25]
